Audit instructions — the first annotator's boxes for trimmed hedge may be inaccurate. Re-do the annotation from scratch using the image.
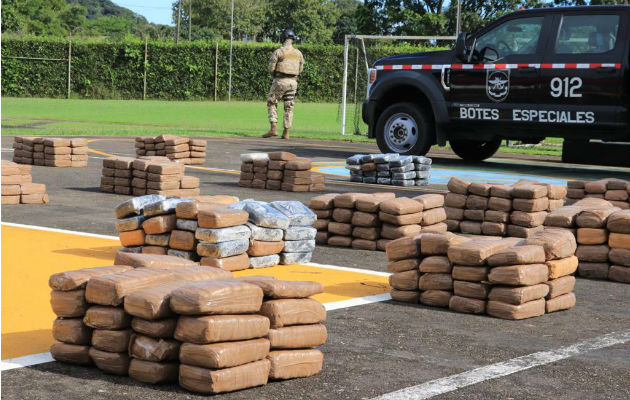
[1,37,446,102]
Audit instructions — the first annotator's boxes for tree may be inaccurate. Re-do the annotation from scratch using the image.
[263,0,340,43]
[332,0,360,44]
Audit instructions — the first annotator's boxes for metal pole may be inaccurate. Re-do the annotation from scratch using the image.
[188,0,192,41]
[340,35,350,136]
[67,40,72,99]
[176,0,182,44]
[456,0,462,36]
[214,41,218,101]
[360,38,370,98]
[353,47,359,105]
[228,0,234,102]
[143,37,148,100]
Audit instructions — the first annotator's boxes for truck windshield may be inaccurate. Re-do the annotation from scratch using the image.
[474,17,544,61]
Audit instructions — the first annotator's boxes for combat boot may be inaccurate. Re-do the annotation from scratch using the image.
[281,128,290,140]
[262,123,278,138]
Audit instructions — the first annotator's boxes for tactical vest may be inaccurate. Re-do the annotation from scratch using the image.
[275,46,302,76]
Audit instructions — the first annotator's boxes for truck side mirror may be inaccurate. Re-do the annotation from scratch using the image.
[455,32,474,63]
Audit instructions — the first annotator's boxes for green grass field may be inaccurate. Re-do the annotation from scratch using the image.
[1,97,561,156]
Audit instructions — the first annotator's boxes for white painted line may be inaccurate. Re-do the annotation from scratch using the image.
[1,352,54,371]
[305,262,391,277]
[371,329,630,400]
[1,222,119,241]
[325,293,392,311]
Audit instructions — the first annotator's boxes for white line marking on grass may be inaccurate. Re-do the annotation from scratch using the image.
[1,222,119,240]
[371,330,630,400]
[325,293,392,311]
[1,352,55,371]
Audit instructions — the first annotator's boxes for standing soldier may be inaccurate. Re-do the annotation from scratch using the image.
[262,29,304,140]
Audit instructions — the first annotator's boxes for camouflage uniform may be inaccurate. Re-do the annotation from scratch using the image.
[267,43,304,130]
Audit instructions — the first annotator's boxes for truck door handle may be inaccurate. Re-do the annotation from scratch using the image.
[596,67,616,74]
[441,67,451,92]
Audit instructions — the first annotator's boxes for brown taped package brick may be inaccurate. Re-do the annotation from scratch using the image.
[453,281,489,299]
[390,289,420,303]
[419,256,452,273]
[487,298,546,320]
[170,281,263,315]
[577,262,609,279]
[83,306,131,329]
[332,208,353,222]
[387,259,420,273]
[488,284,549,305]
[447,177,470,194]
[201,253,250,271]
[50,343,92,365]
[52,318,91,345]
[545,275,576,298]
[379,211,423,225]
[260,298,326,328]
[380,197,423,215]
[129,335,179,362]
[179,359,271,394]
[380,223,421,240]
[268,324,327,349]
[198,208,248,229]
[487,245,546,267]
[328,235,352,247]
[89,347,130,375]
[50,289,87,317]
[420,290,452,307]
[452,266,488,282]
[119,229,145,247]
[131,318,177,339]
[268,349,324,380]
[546,292,576,313]
[385,235,421,261]
[49,265,133,291]
[449,296,486,314]
[546,255,579,279]
[179,338,270,369]
[389,270,420,291]
[174,315,270,344]
[239,278,323,299]
[351,239,377,250]
[92,329,133,353]
[85,268,176,306]
[419,273,453,291]
[128,359,179,383]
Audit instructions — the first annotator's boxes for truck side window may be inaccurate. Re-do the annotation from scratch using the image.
[473,17,544,62]
[555,15,619,54]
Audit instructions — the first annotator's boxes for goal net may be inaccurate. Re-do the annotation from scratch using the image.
[339,35,456,136]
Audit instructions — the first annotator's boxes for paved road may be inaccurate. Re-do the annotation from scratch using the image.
[2,136,629,400]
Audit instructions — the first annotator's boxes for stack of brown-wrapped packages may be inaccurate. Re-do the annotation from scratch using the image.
[566,178,629,209]
[101,156,200,196]
[49,255,326,393]
[1,161,49,204]
[386,230,578,319]
[13,137,88,167]
[545,198,629,283]
[135,136,206,165]
[242,277,326,380]
[310,192,447,252]
[444,177,566,237]
[238,152,325,192]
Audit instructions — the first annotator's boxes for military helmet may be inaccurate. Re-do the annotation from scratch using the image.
[280,29,297,43]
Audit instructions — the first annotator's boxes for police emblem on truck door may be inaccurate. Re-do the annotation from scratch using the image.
[486,69,510,102]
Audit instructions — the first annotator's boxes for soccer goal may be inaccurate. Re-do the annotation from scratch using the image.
[340,34,457,136]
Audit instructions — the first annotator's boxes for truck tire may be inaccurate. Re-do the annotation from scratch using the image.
[450,139,502,162]
[375,102,433,156]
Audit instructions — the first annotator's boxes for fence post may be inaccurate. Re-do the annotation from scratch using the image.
[67,40,72,99]
[214,42,218,101]
[143,37,148,100]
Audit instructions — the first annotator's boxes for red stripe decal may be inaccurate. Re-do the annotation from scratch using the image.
[402,65,412,70]
[383,65,393,70]
[615,63,621,68]
[591,63,602,69]
[541,64,553,69]
[565,63,577,69]
[517,63,529,68]
[451,64,462,69]
[473,64,485,69]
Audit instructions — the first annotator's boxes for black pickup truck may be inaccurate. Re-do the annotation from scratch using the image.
[362,5,629,161]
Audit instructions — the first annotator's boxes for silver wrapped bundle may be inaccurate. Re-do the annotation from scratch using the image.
[283,239,316,253]
[377,171,391,177]
[346,155,363,165]
[416,170,431,179]
[144,198,191,217]
[392,179,415,187]
[346,164,362,171]
[390,164,414,173]
[195,225,251,243]
[115,215,146,232]
[239,201,290,230]
[376,164,391,172]
[176,219,198,232]
[271,201,317,226]
[145,233,171,247]
[240,153,269,162]
[389,155,412,167]
[247,223,284,242]
[196,238,249,257]
[280,252,312,265]
[114,195,165,219]
[350,176,363,182]
[392,171,416,180]
[363,177,377,184]
[415,164,431,171]
[167,249,196,260]
[377,177,392,185]
[412,155,432,165]
[415,179,430,186]
[374,153,399,163]
[119,246,142,253]
[249,254,280,268]
[284,226,317,241]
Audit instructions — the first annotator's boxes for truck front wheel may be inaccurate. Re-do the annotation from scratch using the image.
[450,139,502,162]
[375,102,433,156]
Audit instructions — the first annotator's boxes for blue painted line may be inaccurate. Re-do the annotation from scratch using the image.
[318,166,567,186]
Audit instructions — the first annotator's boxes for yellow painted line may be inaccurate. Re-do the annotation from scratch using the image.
[1,224,389,360]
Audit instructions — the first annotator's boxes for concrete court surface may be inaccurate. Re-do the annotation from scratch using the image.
[1,135,629,399]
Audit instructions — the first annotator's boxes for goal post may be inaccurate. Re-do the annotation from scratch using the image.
[340,34,457,136]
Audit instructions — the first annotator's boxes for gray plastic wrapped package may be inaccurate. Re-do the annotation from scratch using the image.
[361,154,380,163]
[240,153,269,162]
[144,198,191,217]
[271,201,317,226]
[391,164,414,173]
[115,195,166,219]
[283,240,316,253]
[346,155,363,165]
[415,179,429,186]
[145,234,171,247]
[392,179,415,187]
[284,226,317,241]
[362,171,377,177]
[416,170,431,179]
[389,155,412,167]
[196,225,251,243]
[280,252,312,265]
[226,199,256,210]
[392,171,416,180]
[345,164,361,171]
[377,171,391,177]
[167,249,196,260]
[350,176,363,182]
[415,164,431,171]
[241,201,290,229]
[377,177,392,185]
[374,153,399,163]
[376,164,391,171]
[116,215,146,232]
[119,246,142,254]
[247,223,284,241]
[197,238,250,257]
[350,170,363,177]
[363,177,377,184]
[412,155,432,165]
[176,219,198,232]
[250,254,280,268]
